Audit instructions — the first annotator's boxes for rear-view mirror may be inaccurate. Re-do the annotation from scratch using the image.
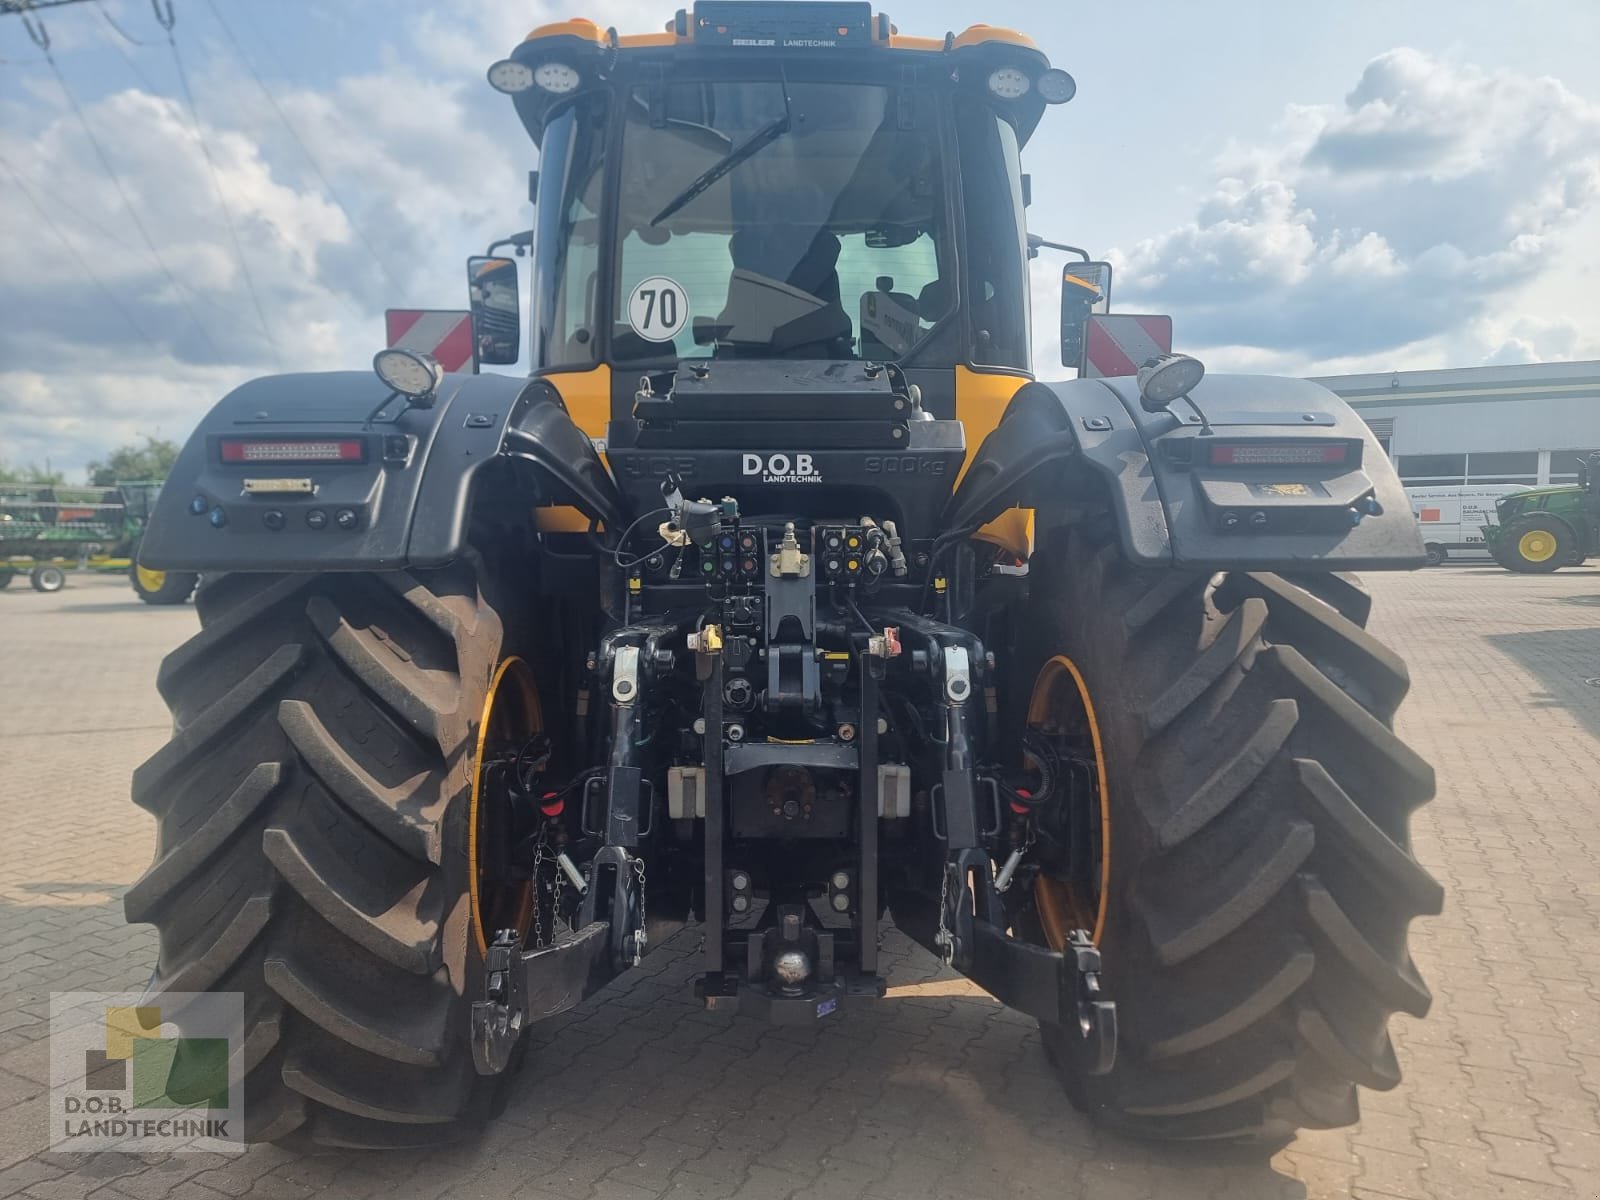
[1059,261,1112,369]
[467,256,521,365]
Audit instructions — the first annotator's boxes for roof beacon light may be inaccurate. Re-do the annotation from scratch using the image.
[373,347,444,405]
[1137,353,1206,413]
[533,62,581,94]
[1037,68,1077,104]
[486,59,535,94]
[987,66,1031,100]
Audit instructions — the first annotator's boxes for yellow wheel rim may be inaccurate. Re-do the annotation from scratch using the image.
[468,656,544,958]
[1517,530,1557,563]
[1026,655,1112,948]
[135,565,167,592]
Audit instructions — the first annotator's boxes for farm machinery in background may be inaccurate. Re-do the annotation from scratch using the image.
[0,481,198,602]
[1483,453,1600,572]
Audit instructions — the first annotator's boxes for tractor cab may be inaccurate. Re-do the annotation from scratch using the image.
[471,4,1078,440]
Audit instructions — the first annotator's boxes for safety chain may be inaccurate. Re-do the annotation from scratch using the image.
[631,856,649,966]
[549,854,565,940]
[934,858,954,965]
[529,841,547,949]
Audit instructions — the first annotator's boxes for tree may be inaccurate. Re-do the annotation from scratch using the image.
[0,460,65,485]
[86,436,180,486]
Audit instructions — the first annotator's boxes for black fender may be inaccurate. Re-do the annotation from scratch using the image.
[139,371,621,572]
[945,373,1424,570]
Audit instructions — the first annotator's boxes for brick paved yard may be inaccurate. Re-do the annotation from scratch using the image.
[1,566,1597,1200]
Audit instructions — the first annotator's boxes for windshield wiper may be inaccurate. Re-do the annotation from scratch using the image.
[650,112,791,227]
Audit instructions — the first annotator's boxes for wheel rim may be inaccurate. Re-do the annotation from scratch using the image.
[1517,529,1557,563]
[1025,655,1111,947]
[135,564,167,593]
[468,656,544,958]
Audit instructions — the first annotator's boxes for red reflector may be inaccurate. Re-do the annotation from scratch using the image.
[220,438,364,464]
[1208,442,1348,466]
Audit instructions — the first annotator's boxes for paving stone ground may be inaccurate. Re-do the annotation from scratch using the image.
[1,566,1597,1199]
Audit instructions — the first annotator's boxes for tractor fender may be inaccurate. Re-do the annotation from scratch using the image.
[946,373,1424,570]
[138,371,620,572]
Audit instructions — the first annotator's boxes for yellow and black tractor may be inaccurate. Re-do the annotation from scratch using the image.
[129,3,1440,1149]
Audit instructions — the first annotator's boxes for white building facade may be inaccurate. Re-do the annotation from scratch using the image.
[1309,360,1600,488]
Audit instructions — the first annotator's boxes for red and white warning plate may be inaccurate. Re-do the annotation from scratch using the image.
[384,309,476,373]
[1083,314,1174,378]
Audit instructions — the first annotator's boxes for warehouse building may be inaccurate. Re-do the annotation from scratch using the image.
[1310,359,1600,486]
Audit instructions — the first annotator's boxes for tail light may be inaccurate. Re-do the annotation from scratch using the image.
[1207,442,1350,467]
[219,438,366,464]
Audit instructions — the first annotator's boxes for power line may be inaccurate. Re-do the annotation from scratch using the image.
[202,0,405,296]
[155,0,282,367]
[88,2,162,92]
[1,0,115,12]
[22,14,224,360]
[1,0,104,13]
[9,166,276,331]
[94,0,147,45]
[15,1,360,338]
[0,152,160,349]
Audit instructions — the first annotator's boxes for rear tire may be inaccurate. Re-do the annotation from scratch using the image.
[1496,517,1572,573]
[1423,544,1446,568]
[1018,531,1440,1143]
[125,562,520,1146]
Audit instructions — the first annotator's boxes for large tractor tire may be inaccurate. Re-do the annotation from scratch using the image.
[130,559,200,605]
[1016,531,1441,1143]
[1494,517,1572,573]
[125,562,531,1147]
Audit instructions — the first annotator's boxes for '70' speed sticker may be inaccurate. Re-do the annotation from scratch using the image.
[627,276,688,343]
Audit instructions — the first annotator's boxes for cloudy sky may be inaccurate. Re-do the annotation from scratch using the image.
[2,0,1597,479]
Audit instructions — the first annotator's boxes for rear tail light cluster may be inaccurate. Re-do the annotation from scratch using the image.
[1207,442,1349,467]
[219,438,365,464]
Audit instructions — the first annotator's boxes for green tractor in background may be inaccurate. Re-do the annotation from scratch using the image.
[121,481,203,604]
[1484,453,1600,573]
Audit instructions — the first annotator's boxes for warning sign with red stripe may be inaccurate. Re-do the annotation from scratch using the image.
[384,309,477,373]
[1083,314,1173,378]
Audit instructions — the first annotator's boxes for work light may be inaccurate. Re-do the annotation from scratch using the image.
[373,348,444,402]
[1037,69,1076,104]
[533,62,581,94]
[1137,353,1206,411]
[486,59,535,94]
[987,66,1030,100]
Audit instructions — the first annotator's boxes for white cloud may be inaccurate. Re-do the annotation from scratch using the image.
[1092,48,1600,374]
[0,4,571,478]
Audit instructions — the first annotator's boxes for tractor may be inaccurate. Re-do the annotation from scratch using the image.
[129,3,1441,1150]
[1484,453,1600,572]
